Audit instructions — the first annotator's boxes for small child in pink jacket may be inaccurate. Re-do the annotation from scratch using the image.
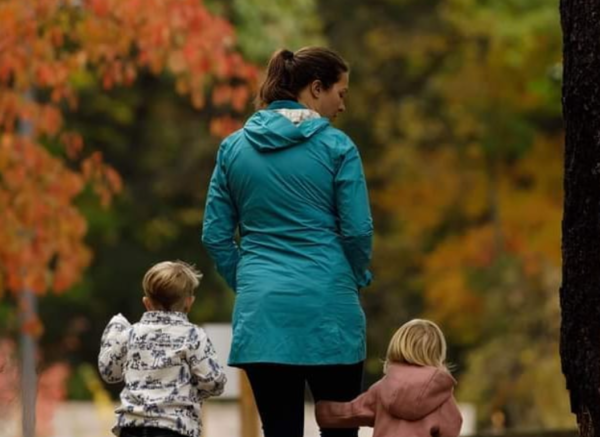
[316,319,463,437]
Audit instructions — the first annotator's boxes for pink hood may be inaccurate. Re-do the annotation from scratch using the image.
[379,363,457,420]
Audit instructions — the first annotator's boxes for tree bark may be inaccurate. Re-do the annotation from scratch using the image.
[560,0,600,435]
[20,289,37,437]
[18,90,37,437]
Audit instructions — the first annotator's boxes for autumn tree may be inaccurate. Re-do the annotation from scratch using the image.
[0,0,256,299]
[559,0,600,434]
[0,0,257,317]
[0,0,256,434]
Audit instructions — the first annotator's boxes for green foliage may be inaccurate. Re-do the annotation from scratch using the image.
[67,364,94,401]
[208,0,325,63]
[231,0,325,62]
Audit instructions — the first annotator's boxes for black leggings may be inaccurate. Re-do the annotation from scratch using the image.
[242,362,364,437]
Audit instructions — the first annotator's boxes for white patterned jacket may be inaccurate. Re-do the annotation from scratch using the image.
[98,311,226,437]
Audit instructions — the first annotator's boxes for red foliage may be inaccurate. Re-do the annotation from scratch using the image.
[0,0,257,295]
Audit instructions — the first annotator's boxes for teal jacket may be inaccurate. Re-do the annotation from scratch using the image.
[202,100,373,366]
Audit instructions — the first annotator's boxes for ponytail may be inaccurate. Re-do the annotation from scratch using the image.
[255,47,349,109]
[255,49,298,108]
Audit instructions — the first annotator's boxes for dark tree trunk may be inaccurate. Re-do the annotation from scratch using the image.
[560,0,600,434]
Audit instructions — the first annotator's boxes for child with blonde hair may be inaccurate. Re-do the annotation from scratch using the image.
[98,261,226,437]
[316,319,462,437]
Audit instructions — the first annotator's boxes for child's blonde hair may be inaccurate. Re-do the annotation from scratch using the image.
[385,319,447,371]
[142,261,203,312]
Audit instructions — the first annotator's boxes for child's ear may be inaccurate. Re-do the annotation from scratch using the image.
[142,296,154,311]
[185,296,195,312]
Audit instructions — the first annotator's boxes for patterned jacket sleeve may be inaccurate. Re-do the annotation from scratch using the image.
[98,314,131,383]
[187,327,227,399]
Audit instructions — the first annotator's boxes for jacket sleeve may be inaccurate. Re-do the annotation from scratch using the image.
[315,382,379,428]
[98,314,131,383]
[334,143,374,288]
[202,144,240,291]
[188,329,227,399]
[436,396,463,437]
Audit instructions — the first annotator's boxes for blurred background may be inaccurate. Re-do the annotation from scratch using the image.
[0,0,569,435]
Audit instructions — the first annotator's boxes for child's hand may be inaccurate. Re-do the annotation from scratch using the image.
[315,401,327,426]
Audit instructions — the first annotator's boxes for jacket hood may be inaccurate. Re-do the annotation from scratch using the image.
[380,363,456,421]
[243,100,330,152]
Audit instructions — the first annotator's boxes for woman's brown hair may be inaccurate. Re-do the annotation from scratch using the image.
[256,47,349,108]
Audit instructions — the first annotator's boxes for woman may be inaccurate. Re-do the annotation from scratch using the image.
[202,47,373,437]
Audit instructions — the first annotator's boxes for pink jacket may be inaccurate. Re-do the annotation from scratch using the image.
[316,363,463,437]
